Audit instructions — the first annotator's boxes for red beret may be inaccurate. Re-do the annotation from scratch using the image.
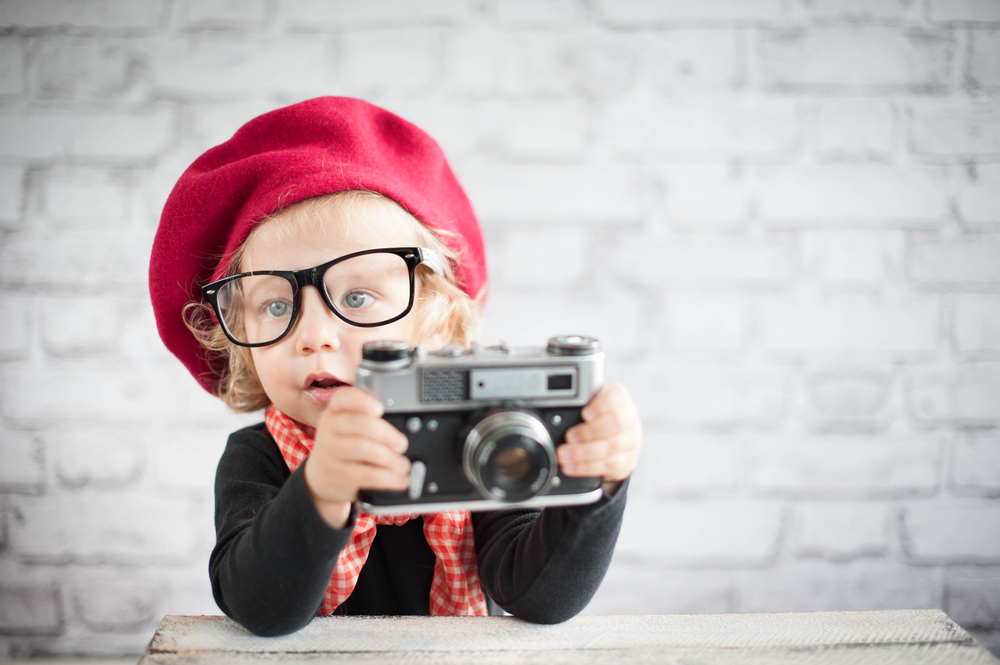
[150,96,487,393]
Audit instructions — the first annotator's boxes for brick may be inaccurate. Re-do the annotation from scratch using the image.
[815,99,895,159]
[0,108,174,160]
[34,37,140,101]
[341,29,440,96]
[450,32,638,100]
[281,0,469,28]
[955,295,1000,353]
[738,562,939,612]
[969,29,1000,90]
[174,0,266,27]
[160,578,222,617]
[151,428,228,492]
[0,0,166,29]
[928,0,1000,22]
[609,98,798,158]
[0,430,44,493]
[146,35,331,98]
[494,0,580,27]
[649,29,743,95]
[39,296,120,355]
[957,164,1000,226]
[759,27,953,91]
[73,582,155,632]
[0,38,24,95]
[904,504,1000,562]
[457,164,642,224]
[10,494,199,561]
[381,100,501,159]
[951,436,1000,493]
[610,234,795,285]
[804,369,892,429]
[52,432,143,490]
[616,499,784,564]
[594,0,785,25]
[479,287,641,356]
[0,166,25,224]
[494,228,590,288]
[755,165,949,225]
[632,431,738,497]
[1,364,179,422]
[626,362,786,426]
[946,573,1000,627]
[909,366,1000,423]
[793,502,889,559]
[802,231,902,284]
[187,101,277,148]
[43,169,129,224]
[759,297,939,357]
[801,0,917,20]
[747,435,940,495]
[0,295,31,359]
[908,101,1000,156]
[908,236,1000,285]
[0,587,61,634]
[0,228,153,288]
[661,164,751,226]
[662,293,749,353]
[504,104,589,159]
[585,564,732,615]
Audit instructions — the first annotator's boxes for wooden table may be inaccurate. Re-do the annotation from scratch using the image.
[139,610,998,664]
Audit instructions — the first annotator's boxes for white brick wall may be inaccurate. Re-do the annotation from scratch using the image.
[1,0,999,659]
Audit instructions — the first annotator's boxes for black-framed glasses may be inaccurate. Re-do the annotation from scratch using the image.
[202,247,443,348]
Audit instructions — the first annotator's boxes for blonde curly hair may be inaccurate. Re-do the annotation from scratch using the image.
[183,190,483,412]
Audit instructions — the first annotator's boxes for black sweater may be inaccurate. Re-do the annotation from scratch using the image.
[209,422,627,636]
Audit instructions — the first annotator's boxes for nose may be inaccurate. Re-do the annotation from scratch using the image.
[293,287,341,355]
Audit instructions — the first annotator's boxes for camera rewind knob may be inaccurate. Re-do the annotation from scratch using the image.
[547,335,601,356]
[362,340,411,363]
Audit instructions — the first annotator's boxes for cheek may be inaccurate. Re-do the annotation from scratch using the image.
[249,348,287,391]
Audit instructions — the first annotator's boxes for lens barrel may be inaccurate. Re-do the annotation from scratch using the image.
[462,410,556,502]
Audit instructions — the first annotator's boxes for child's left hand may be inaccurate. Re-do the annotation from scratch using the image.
[557,382,642,496]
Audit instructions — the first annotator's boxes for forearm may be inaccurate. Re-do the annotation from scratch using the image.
[474,480,628,624]
[211,466,354,636]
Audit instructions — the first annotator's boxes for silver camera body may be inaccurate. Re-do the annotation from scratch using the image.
[355,335,606,514]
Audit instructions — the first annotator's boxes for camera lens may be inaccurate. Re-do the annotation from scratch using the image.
[463,411,556,502]
[494,444,532,481]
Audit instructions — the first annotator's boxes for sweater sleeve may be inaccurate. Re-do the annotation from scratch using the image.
[472,480,628,624]
[209,424,356,636]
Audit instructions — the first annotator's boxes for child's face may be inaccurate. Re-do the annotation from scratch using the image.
[241,198,451,429]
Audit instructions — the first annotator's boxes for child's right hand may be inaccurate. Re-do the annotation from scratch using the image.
[303,387,411,529]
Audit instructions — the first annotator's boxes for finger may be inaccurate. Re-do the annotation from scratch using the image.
[325,386,386,417]
[565,407,639,444]
[559,449,638,481]
[322,413,409,453]
[557,438,618,466]
[328,435,412,473]
[321,460,411,494]
[580,383,631,421]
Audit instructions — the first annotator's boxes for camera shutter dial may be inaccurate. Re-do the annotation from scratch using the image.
[462,410,557,502]
[546,335,601,356]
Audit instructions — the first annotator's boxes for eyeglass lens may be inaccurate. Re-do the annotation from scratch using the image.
[216,252,413,345]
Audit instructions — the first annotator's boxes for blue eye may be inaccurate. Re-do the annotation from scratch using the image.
[266,301,290,318]
[342,291,374,309]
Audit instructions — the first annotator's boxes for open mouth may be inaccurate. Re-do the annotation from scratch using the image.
[311,377,346,389]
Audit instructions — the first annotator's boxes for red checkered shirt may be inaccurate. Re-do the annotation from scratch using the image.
[264,406,488,616]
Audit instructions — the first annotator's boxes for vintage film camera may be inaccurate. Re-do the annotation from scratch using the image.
[355,335,605,514]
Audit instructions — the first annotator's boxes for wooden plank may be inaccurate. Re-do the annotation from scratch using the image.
[140,611,998,664]
[139,643,999,665]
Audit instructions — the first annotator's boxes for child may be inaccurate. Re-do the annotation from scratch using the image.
[149,97,642,636]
